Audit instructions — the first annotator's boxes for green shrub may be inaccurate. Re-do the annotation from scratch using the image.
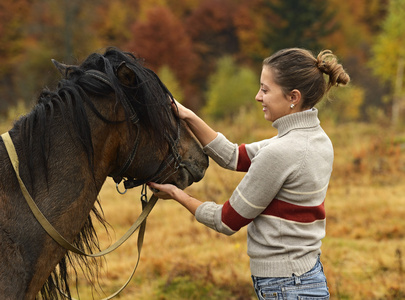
[203,56,258,120]
[158,65,184,102]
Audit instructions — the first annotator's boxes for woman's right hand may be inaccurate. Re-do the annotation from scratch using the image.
[170,98,218,147]
[171,99,193,120]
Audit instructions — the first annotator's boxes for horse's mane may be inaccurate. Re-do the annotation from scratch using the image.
[18,47,175,182]
[11,48,175,299]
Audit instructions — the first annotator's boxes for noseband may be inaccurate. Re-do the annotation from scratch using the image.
[85,69,184,193]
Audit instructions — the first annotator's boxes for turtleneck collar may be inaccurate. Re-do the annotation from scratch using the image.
[272,108,320,137]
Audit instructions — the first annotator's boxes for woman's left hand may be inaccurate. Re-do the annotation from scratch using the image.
[147,182,202,215]
[147,182,183,200]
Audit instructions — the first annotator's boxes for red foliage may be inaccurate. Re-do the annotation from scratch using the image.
[127,6,198,88]
[185,0,239,68]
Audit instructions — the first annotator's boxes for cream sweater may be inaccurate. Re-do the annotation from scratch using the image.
[195,108,333,277]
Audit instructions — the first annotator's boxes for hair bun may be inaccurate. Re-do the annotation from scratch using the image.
[317,60,328,73]
[317,50,350,86]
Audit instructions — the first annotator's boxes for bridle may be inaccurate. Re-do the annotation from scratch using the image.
[111,110,183,194]
[86,69,185,193]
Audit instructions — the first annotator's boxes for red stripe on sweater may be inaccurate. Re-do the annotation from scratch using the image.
[237,144,251,171]
[262,199,325,223]
[222,200,253,231]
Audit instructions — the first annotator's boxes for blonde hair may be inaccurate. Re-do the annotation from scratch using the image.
[263,48,350,108]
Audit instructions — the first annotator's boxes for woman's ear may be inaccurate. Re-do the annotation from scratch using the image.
[290,89,302,105]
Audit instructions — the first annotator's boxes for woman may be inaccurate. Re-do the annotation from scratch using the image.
[149,48,350,299]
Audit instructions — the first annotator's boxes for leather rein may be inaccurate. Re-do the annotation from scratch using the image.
[1,69,184,299]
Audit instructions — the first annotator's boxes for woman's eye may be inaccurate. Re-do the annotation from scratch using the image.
[261,89,267,93]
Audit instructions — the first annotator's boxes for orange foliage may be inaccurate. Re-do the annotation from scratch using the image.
[233,0,272,62]
[0,0,30,63]
[0,0,390,116]
[322,0,387,61]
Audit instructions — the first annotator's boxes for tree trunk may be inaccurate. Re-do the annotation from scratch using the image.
[393,57,404,125]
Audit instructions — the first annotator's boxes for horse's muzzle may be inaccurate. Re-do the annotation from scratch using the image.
[174,155,209,189]
[182,158,208,182]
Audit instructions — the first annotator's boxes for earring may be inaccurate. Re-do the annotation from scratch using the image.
[290,104,295,109]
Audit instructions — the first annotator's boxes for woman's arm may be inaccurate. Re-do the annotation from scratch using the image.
[147,102,218,214]
[173,100,217,147]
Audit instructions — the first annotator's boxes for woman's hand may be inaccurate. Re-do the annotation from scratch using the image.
[147,182,202,215]
[170,99,217,147]
[171,99,193,120]
[147,182,183,200]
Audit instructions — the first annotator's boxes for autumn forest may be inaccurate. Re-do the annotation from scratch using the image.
[0,0,401,124]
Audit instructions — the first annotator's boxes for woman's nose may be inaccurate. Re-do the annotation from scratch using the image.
[255,91,262,102]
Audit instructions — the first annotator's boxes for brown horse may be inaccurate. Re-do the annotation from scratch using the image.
[0,48,208,300]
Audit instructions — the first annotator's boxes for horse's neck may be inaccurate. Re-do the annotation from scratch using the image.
[31,124,105,227]
[0,124,106,299]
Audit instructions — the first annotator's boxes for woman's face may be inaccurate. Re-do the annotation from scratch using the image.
[255,66,292,122]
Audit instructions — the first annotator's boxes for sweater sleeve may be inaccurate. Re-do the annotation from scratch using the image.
[202,133,239,170]
[196,142,294,235]
[203,132,268,171]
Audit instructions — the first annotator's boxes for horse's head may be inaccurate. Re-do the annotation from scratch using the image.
[52,47,208,190]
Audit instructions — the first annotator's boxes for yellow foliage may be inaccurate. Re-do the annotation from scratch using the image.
[317,84,365,123]
[158,65,184,102]
[100,1,132,44]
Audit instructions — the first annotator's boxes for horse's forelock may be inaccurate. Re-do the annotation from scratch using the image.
[96,48,177,147]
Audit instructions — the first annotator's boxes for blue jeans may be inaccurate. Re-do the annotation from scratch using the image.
[251,257,330,300]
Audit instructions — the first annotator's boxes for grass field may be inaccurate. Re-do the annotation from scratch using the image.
[67,117,405,300]
[2,110,405,299]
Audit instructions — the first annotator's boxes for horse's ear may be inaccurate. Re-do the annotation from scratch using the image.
[51,59,75,77]
[116,62,137,86]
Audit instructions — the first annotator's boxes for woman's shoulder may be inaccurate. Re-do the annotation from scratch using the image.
[256,130,317,160]
[249,136,297,162]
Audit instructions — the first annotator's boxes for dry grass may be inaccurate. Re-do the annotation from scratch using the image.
[2,107,405,299]
[68,120,405,300]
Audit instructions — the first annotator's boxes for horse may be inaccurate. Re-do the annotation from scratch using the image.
[0,47,209,300]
